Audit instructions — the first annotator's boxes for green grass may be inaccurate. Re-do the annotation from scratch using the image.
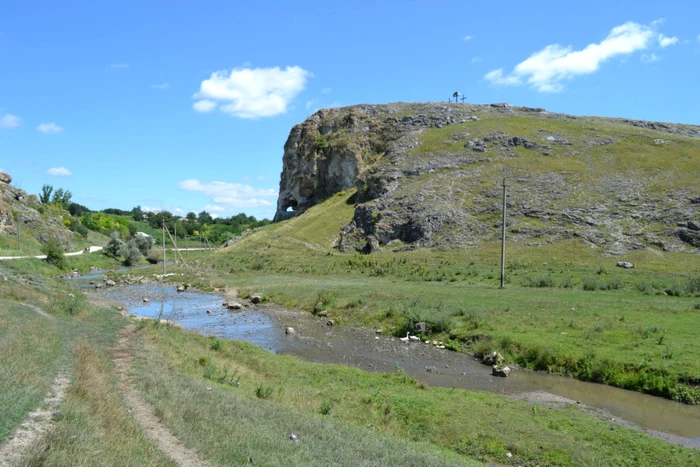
[143,190,700,403]
[22,341,176,467]
[0,301,65,442]
[407,114,700,208]
[133,324,700,466]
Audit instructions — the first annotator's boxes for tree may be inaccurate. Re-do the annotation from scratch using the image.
[40,185,53,204]
[198,210,213,225]
[132,234,154,256]
[68,202,91,216]
[119,239,142,266]
[104,231,126,258]
[131,206,145,222]
[51,188,72,207]
[42,238,66,269]
[452,91,459,103]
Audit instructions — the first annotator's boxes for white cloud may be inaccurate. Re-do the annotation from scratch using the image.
[178,179,277,208]
[151,82,169,89]
[484,68,522,86]
[463,35,473,41]
[484,21,659,92]
[471,56,483,63]
[651,18,665,26]
[0,114,21,128]
[305,99,318,110]
[37,122,63,134]
[697,34,700,42]
[193,99,216,113]
[321,87,332,94]
[109,63,130,69]
[47,167,72,177]
[641,53,660,63]
[658,34,678,47]
[141,206,161,213]
[192,65,311,119]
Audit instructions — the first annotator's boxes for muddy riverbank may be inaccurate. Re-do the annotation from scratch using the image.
[83,279,700,449]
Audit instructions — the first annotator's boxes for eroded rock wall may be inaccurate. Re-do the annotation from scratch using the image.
[274,103,700,254]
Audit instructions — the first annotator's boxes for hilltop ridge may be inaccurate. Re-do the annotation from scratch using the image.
[274,102,700,255]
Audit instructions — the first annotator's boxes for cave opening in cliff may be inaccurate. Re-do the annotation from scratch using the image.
[284,199,298,212]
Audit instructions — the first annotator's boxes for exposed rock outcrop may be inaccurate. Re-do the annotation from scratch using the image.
[0,176,79,250]
[274,103,700,254]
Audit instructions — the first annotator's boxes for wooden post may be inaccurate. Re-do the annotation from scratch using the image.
[500,178,507,289]
[162,219,166,275]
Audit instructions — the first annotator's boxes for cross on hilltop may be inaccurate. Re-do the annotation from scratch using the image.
[450,92,467,103]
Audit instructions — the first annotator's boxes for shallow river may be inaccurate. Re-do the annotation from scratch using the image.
[85,280,700,447]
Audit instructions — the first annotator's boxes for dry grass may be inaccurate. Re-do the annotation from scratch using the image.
[22,340,174,466]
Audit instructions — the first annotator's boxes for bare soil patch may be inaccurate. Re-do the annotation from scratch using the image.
[0,374,69,466]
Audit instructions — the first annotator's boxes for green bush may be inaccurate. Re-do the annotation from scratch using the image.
[522,274,554,288]
[313,134,328,150]
[636,281,655,295]
[104,232,125,258]
[119,240,142,267]
[582,277,599,291]
[132,234,154,256]
[75,223,89,239]
[255,383,273,399]
[42,239,66,269]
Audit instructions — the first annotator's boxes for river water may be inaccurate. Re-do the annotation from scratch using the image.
[83,279,700,447]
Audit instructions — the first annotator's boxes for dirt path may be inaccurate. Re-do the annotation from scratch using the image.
[0,245,103,261]
[0,373,70,466]
[113,325,208,467]
[20,302,55,320]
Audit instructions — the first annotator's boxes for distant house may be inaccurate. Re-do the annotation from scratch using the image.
[135,232,152,239]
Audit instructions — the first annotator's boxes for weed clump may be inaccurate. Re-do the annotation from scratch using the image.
[320,399,333,415]
[255,383,273,399]
[522,274,554,288]
[313,289,337,314]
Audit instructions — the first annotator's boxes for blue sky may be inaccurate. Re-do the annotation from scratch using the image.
[1,1,699,220]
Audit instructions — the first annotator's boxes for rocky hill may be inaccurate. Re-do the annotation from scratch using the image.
[0,172,82,252]
[274,103,700,255]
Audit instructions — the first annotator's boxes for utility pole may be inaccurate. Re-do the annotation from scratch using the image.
[500,178,507,289]
[162,219,166,275]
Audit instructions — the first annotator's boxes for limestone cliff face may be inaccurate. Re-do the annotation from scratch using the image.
[274,103,700,254]
[273,106,389,221]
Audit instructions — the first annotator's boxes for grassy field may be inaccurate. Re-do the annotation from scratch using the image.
[0,301,65,441]
[151,189,700,404]
[1,226,699,465]
[131,323,700,466]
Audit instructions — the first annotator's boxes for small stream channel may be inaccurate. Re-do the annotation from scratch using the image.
[79,273,700,447]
